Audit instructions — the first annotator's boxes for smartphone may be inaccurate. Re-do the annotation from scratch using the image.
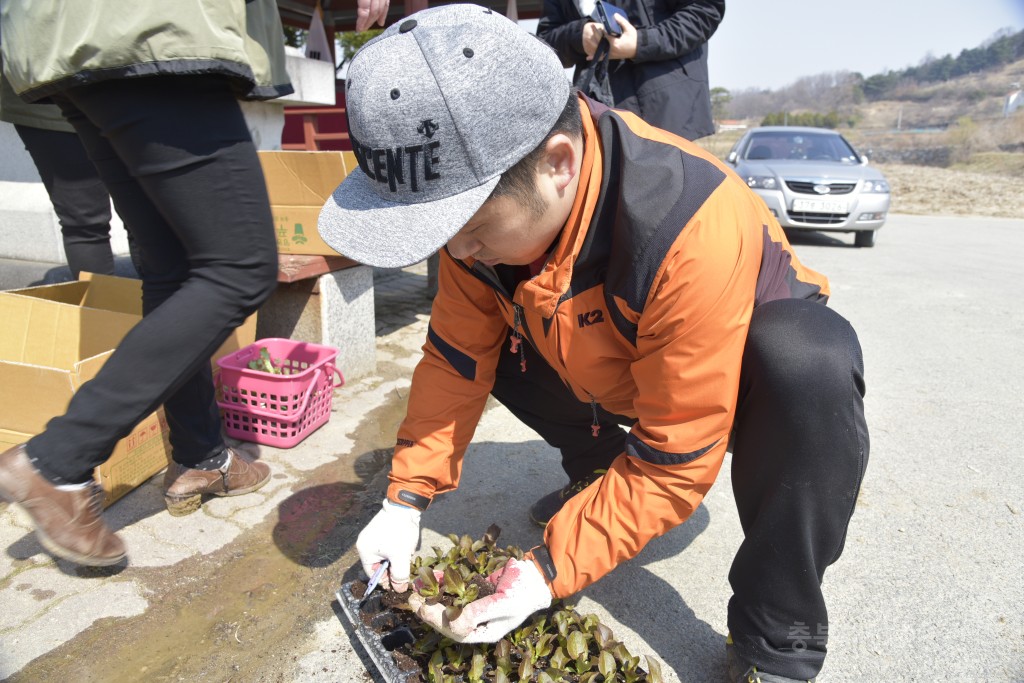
[593,0,628,37]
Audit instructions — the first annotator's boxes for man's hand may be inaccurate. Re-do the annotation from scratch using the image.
[355,499,421,591]
[605,15,638,60]
[408,558,552,643]
[355,0,389,32]
[584,17,638,61]
[582,21,605,59]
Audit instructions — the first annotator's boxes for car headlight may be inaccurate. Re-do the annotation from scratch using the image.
[746,175,778,190]
[862,179,890,193]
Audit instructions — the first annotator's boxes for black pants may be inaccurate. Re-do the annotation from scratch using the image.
[491,298,868,680]
[25,76,279,482]
[15,124,117,279]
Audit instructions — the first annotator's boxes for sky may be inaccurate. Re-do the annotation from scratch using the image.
[706,0,1024,92]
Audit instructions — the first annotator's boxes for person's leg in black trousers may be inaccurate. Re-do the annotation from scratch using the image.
[490,338,634,525]
[727,298,869,681]
[14,124,117,278]
[24,75,278,483]
[0,75,281,563]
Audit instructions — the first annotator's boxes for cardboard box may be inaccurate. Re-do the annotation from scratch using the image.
[0,414,171,508]
[0,290,170,507]
[7,273,257,371]
[258,150,359,256]
[0,274,257,506]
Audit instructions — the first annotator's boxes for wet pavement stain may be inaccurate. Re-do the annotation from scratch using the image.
[6,398,410,683]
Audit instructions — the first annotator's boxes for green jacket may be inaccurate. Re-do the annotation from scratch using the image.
[0,67,71,132]
[0,0,292,103]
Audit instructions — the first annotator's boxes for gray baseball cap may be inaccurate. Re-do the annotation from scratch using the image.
[317,4,571,268]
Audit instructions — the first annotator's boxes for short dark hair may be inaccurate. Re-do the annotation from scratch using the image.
[488,91,583,216]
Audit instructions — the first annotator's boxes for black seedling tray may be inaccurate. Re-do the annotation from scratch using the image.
[336,580,422,683]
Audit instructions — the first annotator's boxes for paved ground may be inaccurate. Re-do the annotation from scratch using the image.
[1,214,1022,682]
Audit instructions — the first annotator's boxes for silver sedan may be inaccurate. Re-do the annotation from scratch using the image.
[726,126,890,247]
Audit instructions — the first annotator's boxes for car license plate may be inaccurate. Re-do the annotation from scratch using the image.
[792,198,847,213]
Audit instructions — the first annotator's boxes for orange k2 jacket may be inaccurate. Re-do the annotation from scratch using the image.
[387,95,830,598]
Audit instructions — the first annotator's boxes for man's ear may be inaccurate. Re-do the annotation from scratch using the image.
[541,133,580,193]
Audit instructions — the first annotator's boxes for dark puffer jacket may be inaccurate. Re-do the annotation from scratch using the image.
[538,0,724,140]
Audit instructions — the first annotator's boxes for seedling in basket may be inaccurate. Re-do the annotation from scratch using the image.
[218,339,343,448]
[247,347,282,374]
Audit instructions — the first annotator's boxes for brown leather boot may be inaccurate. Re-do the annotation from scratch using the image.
[0,445,127,566]
[163,447,271,517]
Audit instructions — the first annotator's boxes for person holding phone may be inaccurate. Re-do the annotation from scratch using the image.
[538,0,725,141]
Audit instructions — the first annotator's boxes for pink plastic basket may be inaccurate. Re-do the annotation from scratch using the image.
[216,338,344,448]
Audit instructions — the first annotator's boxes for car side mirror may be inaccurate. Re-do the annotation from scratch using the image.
[860,151,871,165]
[727,151,738,164]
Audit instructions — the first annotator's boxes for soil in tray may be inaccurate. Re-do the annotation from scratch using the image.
[350,577,506,682]
[348,580,420,676]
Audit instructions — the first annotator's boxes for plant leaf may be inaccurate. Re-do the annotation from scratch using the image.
[567,630,587,659]
[483,523,501,546]
[468,652,486,682]
[646,654,665,683]
[459,534,473,554]
[593,623,614,650]
[549,645,569,670]
[417,565,440,594]
[598,650,616,678]
[443,565,466,594]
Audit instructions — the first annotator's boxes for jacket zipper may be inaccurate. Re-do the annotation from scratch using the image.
[510,304,527,373]
[457,256,597,438]
[589,394,601,437]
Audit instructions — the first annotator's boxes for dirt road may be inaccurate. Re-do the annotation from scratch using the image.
[878,163,1024,219]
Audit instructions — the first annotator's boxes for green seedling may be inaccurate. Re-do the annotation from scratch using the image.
[467,652,486,683]
[247,347,281,374]
[415,566,441,600]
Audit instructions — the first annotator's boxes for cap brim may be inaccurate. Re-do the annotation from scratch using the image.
[318,170,500,269]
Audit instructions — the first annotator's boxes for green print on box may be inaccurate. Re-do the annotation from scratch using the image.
[273,218,309,248]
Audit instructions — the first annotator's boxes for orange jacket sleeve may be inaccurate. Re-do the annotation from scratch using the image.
[386,251,509,507]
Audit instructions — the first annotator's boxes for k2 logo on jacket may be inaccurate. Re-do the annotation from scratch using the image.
[350,129,442,194]
[577,310,605,328]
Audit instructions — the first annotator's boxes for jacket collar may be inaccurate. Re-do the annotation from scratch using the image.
[515,95,603,318]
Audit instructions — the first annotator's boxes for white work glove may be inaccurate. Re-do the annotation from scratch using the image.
[408,557,553,643]
[356,499,421,591]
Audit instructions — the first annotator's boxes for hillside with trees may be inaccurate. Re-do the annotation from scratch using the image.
[710,28,1024,174]
[718,28,1023,127]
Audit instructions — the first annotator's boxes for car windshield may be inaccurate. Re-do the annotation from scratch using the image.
[743,132,860,163]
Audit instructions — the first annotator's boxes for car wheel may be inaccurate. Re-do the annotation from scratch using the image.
[854,230,875,248]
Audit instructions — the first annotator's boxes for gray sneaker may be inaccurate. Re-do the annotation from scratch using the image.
[726,634,816,683]
[528,469,607,527]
